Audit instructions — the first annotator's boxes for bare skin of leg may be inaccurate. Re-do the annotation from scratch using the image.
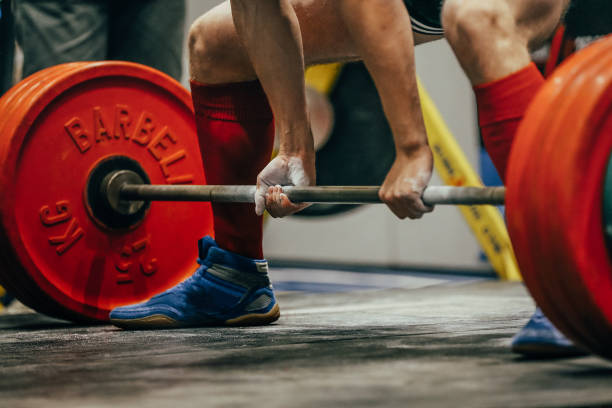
[441,0,570,85]
[188,0,440,85]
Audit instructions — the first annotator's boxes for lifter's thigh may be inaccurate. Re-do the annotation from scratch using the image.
[442,0,568,49]
[189,0,442,84]
[188,0,364,84]
[514,0,569,49]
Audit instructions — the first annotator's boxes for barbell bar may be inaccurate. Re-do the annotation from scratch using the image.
[114,171,505,206]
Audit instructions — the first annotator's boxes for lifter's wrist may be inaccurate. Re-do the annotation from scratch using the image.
[395,140,431,158]
[278,143,315,158]
[389,119,429,154]
[277,122,315,157]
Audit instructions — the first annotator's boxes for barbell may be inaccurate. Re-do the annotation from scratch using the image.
[0,36,610,358]
[114,176,505,205]
[88,160,504,229]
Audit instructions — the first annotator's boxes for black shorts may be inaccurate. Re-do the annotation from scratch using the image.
[404,0,444,36]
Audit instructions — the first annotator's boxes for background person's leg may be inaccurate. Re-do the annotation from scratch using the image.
[108,0,186,81]
[13,0,108,77]
[1,0,16,94]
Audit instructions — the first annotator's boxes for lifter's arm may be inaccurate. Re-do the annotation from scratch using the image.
[230,0,315,217]
[339,0,434,219]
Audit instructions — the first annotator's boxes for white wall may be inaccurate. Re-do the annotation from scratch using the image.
[185,1,489,271]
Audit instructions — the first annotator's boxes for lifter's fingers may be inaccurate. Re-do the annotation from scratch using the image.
[385,200,407,220]
[280,193,303,211]
[267,189,304,218]
[413,196,434,213]
[385,195,432,220]
[265,186,284,218]
[404,200,427,219]
[273,185,282,204]
[399,194,433,217]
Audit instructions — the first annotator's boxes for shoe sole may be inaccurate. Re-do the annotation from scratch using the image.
[110,303,281,329]
[512,342,590,358]
[225,303,280,326]
[110,314,181,329]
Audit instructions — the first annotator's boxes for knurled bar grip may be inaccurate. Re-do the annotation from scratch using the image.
[120,185,505,206]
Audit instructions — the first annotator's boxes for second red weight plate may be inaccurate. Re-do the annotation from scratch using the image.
[507,35,612,358]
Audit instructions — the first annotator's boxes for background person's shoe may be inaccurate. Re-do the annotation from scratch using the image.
[109,236,279,329]
[511,307,589,358]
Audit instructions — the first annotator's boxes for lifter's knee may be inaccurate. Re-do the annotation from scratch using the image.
[188,9,256,84]
[442,0,562,50]
[442,0,517,48]
[188,16,225,83]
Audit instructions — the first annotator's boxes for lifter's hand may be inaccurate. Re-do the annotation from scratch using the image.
[255,153,316,218]
[379,145,434,219]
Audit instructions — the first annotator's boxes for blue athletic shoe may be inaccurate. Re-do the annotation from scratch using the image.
[109,236,280,329]
[511,308,589,358]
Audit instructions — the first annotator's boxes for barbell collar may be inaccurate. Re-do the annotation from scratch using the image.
[119,181,505,206]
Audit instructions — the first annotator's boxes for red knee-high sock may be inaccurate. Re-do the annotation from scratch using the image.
[474,63,545,183]
[190,80,274,259]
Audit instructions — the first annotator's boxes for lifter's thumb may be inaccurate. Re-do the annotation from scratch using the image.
[254,184,266,216]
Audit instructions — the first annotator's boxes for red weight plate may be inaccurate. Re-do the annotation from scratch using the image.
[0,62,213,322]
[507,43,611,349]
[507,35,612,358]
[0,63,129,317]
[0,64,88,310]
[0,65,101,317]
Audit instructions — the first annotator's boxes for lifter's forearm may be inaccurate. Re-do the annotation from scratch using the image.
[230,0,313,154]
[339,0,428,153]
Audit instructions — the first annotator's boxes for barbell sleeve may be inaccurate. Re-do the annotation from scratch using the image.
[119,184,505,206]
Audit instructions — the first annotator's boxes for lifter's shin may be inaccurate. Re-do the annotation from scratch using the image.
[474,63,544,183]
[190,80,274,259]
